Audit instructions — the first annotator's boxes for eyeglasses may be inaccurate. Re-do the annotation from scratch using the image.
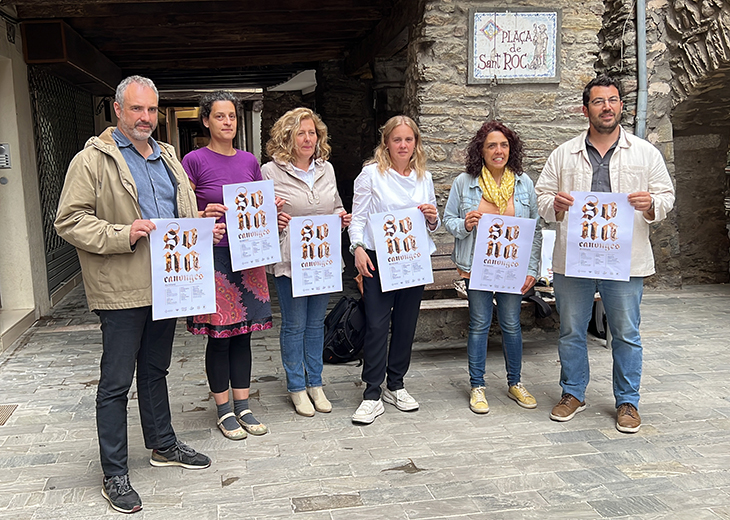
[589,97,621,107]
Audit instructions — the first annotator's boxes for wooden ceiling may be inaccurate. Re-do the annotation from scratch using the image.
[5,0,406,91]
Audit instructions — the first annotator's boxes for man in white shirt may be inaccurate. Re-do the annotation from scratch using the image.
[535,75,674,433]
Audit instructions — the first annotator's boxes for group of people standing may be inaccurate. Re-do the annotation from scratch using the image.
[54,73,673,515]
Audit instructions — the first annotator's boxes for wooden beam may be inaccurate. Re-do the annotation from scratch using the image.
[65,10,383,29]
[115,50,345,69]
[344,0,420,76]
[14,0,386,19]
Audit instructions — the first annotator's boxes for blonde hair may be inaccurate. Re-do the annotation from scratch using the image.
[266,107,331,163]
[365,115,427,179]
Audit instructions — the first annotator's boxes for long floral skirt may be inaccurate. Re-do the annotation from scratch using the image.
[187,247,273,338]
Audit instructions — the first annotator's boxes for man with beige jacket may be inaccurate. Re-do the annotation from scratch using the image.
[535,75,674,434]
[55,76,221,514]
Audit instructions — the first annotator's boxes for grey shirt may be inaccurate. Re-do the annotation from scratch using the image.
[113,128,177,219]
[585,134,619,193]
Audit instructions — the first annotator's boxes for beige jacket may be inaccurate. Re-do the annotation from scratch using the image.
[261,159,345,278]
[54,127,198,310]
[535,127,675,277]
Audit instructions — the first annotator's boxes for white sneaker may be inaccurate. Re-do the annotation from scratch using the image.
[382,388,419,411]
[352,399,385,424]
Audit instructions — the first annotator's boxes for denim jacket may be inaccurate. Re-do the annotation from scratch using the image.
[443,171,542,278]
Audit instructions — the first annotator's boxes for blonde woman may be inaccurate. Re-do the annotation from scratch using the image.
[349,115,439,424]
[262,108,351,417]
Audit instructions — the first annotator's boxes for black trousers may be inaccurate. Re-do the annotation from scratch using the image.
[205,334,252,394]
[361,249,424,401]
[96,307,177,476]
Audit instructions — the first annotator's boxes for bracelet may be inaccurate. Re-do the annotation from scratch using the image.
[349,242,366,255]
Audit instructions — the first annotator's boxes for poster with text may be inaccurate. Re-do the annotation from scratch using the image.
[565,192,634,281]
[222,180,281,271]
[370,208,434,292]
[469,214,536,294]
[289,214,342,297]
[150,218,215,320]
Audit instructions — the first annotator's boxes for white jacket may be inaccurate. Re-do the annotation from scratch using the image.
[535,128,675,277]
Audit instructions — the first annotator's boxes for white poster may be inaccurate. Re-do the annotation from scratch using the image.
[150,218,216,320]
[222,180,281,271]
[540,229,556,283]
[370,207,434,292]
[289,214,342,297]
[565,192,634,281]
[469,214,537,294]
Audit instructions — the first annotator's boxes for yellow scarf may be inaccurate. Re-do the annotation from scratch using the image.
[478,165,515,215]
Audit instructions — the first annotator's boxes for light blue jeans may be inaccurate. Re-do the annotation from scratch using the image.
[273,276,330,393]
[553,273,644,408]
[465,279,524,388]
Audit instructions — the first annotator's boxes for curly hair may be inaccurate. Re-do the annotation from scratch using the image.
[365,115,427,179]
[465,121,524,177]
[198,90,240,137]
[266,107,331,163]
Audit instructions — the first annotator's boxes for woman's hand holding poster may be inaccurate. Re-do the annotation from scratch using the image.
[370,207,433,292]
[222,179,281,271]
[469,214,536,294]
[289,214,342,297]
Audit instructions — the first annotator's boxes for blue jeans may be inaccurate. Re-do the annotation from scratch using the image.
[273,275,330,392]
[553,273,644,408]
[465,279,524,388]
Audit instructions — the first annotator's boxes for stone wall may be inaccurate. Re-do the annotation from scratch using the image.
[260,90,308,163]
[405,0,605,234]
[316,60,376,211]
[595,0,682,286]
[674,132,730,284]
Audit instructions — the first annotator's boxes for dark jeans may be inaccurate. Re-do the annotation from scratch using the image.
[97,307,177,476]
[361,249,424,400]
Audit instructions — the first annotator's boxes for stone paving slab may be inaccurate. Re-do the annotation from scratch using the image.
[1,283,730,519]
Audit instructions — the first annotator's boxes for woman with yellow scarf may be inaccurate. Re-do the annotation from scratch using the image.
[443,121,542,414]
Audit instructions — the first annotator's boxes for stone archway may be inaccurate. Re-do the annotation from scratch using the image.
[666,0,730,284]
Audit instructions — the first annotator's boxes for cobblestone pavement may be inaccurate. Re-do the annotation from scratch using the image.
[0,283,729,519]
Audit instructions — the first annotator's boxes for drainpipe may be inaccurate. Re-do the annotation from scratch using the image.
[635,0,648,139]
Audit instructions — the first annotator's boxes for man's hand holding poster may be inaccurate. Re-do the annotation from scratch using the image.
[150,218,215,320]
[565,191,634,281]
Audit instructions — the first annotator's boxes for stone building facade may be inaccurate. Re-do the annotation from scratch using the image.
[261,0,730,287]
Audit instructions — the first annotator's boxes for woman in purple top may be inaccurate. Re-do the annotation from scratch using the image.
[182,91,273,441]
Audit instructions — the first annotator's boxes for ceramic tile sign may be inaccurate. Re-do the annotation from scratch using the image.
[469,214,537,294]
[289,214,342,297]
[469,8,561,84]
[222,180,281,271]
[565,192,634,281]
[370,207,434,292]
[150,218,215,320]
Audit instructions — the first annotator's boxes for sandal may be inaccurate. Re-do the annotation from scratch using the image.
[217,412,247,440]
[236,409,268,436]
